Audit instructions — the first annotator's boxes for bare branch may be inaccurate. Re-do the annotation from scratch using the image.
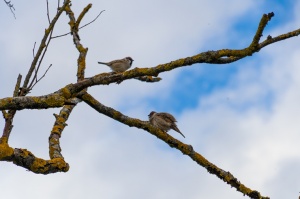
[28,30,54,90]
[52,10,105,39]
[46,0,51,24]
[76,4,92,29]
[0,143,69,174]
[1,74,22,143]
[32,42,36,58]
[77,92,269,199]
[57,0,60,13]
[0,93,67,110]
[3,0,16,19]
[0,9,300,195]
[78,9,105,31]
[13,74,22,97]
[64,2,90,81]
[29,64,53,90]
[26,1,71,92]
[22,0,70,91]
[1,10,300,111]
[48,1,85,166]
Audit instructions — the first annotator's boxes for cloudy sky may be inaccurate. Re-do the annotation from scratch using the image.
[1,0,300,198]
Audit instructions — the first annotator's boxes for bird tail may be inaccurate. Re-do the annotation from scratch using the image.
[172,125,185,138]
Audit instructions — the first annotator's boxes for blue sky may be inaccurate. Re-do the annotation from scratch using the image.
[1,1,300,199]
[146,1,292,114]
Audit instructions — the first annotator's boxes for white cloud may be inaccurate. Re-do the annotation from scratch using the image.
[1,1,300,199]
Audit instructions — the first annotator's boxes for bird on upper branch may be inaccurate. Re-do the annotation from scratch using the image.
[98,57,134,72]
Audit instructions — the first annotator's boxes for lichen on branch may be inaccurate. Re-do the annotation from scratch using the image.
[1,3,299,198]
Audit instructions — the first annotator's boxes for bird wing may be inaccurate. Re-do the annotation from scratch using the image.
[157,112,177,123]
[108,58,126,65]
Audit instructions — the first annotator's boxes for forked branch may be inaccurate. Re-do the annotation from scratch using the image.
[1,7,299,199]
[1,13,300,111]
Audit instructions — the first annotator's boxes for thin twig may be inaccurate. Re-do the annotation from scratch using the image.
[27,0,68,90]
[28,29,54,89]
[52,10,105,39]
[46,0,51,24]
[4,0,16,19]
[64,2,89,81]
[29,64,53,90]
[34,67,38,83]
[78,9,105,30]
[32,42,36,58]
[22,0,70,91]
[57,0,60,11]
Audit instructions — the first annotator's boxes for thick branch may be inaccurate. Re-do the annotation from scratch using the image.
[1,13,298,110]
[49,105,75,159]
[77,92,269,199]
[0,141,69,174]
[48,0,90,162]
[0,13,298,111]
[0,93,68,110]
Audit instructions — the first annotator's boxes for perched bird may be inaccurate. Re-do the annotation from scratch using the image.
[98,57,134,72]
[148,111,185,138]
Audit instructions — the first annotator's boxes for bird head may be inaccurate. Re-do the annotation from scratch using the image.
[148,111,156,118]
[125,57,134,64]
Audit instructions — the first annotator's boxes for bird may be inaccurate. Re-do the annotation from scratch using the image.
[98,57,134,72]
[148,111,185,138]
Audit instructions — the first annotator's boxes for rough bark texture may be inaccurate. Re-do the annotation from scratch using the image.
[2,2,300,198]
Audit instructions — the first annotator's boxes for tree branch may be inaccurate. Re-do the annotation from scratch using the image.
[1,13,300,111]
[134,76,162,83]
[49,105,75,159]
[48,0,90,162]
[64,1,89,81]
[77,91,269,199]
[1,74,22,143]
[3,0,16,19]
[0,93,68,110]
[0,142,69,174]
[51,10,105,39]
[0,10,299,196]
[29,64,53,90]
[22,0,70,91]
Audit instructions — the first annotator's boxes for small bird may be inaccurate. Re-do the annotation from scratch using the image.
[148,111,185,138]
[98,57,134,72]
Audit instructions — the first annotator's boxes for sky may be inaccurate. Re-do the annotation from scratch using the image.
[1,0,300,199]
